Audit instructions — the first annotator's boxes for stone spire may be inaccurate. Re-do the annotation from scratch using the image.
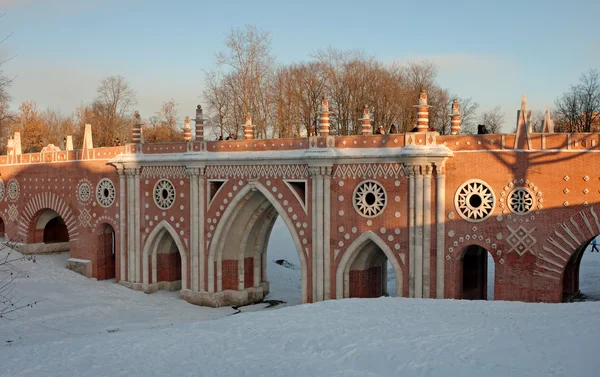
[132,110,142,144]
[183,116,192,141]
[449,99,461,135]
[318,96,331,136]
[360,105,372,136]
[243,115,254,140]
[542,106,555,133]
[414,90,431,132]
[514,94,532,149]
[194,105,205,141]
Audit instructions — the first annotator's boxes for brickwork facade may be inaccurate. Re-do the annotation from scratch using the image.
[0,96,598,307]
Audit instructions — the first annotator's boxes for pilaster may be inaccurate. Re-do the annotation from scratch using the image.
[435,163,446,298]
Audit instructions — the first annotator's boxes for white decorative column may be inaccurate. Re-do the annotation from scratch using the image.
[197,167,206,292]
[125,169,135,282]
[187,168,199,292]
[323,166,332,300]
[117,166,127,281]
[414,166,424,298]
[408,166,416,298]
[435,163,446,298]
[422,164,432,298]
[134,168,141,283]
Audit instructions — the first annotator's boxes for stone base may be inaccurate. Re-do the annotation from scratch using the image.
[181,281,270,308]
[119,280,182,293]
[18,242,70,255]
[66,258,92,278]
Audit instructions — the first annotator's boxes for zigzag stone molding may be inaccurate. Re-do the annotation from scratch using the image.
[18,192,79,241]
[535,205,600,280]
[205,164,309,179]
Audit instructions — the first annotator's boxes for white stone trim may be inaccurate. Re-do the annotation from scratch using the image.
[142,220,188,291]
[207,182,308,303]
[153,179,176,210]
[352,180,387,218]
[336,231,403,299]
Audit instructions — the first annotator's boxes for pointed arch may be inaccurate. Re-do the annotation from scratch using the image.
[336,231,403,299]
[208,181,308,303]
[142,220,188,291]
[19,192,79,242]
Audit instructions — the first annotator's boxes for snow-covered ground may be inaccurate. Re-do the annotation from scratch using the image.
[1,222,599,376]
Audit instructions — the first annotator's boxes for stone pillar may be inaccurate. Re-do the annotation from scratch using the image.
[323,166,332,300]
[543,106,554,134]
[435,163,446,298]
[65,136,74,151]
[197,168,205,291]
[117,166,127,282]
[132,110,142,144]
[187,168,199,291]
[360,105,372,136]
[134,168,141,284]
[407,166,416,298]
[243,115,254,140]
[318,96,330,137]
[183,116,192,142]
[125,168,136,282]
[414,166,424,298]
[422,164,432,298]
[449,99,461,135]
[194,105,205,141]
[414,91,431,132]
[309,165,332,302]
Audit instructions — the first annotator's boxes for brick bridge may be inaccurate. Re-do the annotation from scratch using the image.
[0,94,598,306]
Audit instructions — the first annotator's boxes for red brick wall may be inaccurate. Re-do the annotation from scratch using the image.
[157,252,181,282]
[349,266,382,298]
[222,259,238,290]
[244,257,254,288]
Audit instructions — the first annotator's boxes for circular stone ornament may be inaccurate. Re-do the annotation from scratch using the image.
[454,179,495,222]
[7,179,19,201]
[96,178,116,207]
[78,181,92,202]
[508,187,534,215]
[353,180,387,218]
[154,179,176,209]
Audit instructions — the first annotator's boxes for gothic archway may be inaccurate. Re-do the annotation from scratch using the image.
[207,182,308,304]
[336,231,403,299]
[142,221,188,292]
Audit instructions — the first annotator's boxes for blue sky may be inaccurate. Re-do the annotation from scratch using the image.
[1,0,599,131]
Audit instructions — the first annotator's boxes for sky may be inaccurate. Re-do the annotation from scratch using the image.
[1,0,599,132]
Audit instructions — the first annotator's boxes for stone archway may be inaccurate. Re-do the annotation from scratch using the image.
[336,231,403,299]
[0,216,5,238]
[19,192,79,243]
[142,220,188,293]
[207,182,308,305]
[562,234,600,301]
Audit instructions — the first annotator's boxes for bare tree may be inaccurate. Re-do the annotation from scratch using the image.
[94,75,137,146]
[1,238,37,320]
[555,69,600,132]
[480,106,505,133]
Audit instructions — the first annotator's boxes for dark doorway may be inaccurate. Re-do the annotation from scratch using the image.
[0,217,4,238]
[461,245,492,300]
[100,224,116,280]
[43,216,69,243]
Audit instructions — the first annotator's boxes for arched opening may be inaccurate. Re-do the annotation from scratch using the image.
[99,224,116,280]
[563,235,600,302]
[24,209,71,254]
[460,245,495,300]
[43,216,69,244]
[336,231,403,299]
[348,241,388,298]
[151,228,182,291]
[265,217,302,306]
[0,216,5,239]
[209,184,307,306]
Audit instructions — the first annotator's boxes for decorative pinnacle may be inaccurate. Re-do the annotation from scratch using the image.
[245,114,252,125]
[450,99,460,115]
[362,105,370,120]
[320,96,330,113]
[521,94,528,112]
